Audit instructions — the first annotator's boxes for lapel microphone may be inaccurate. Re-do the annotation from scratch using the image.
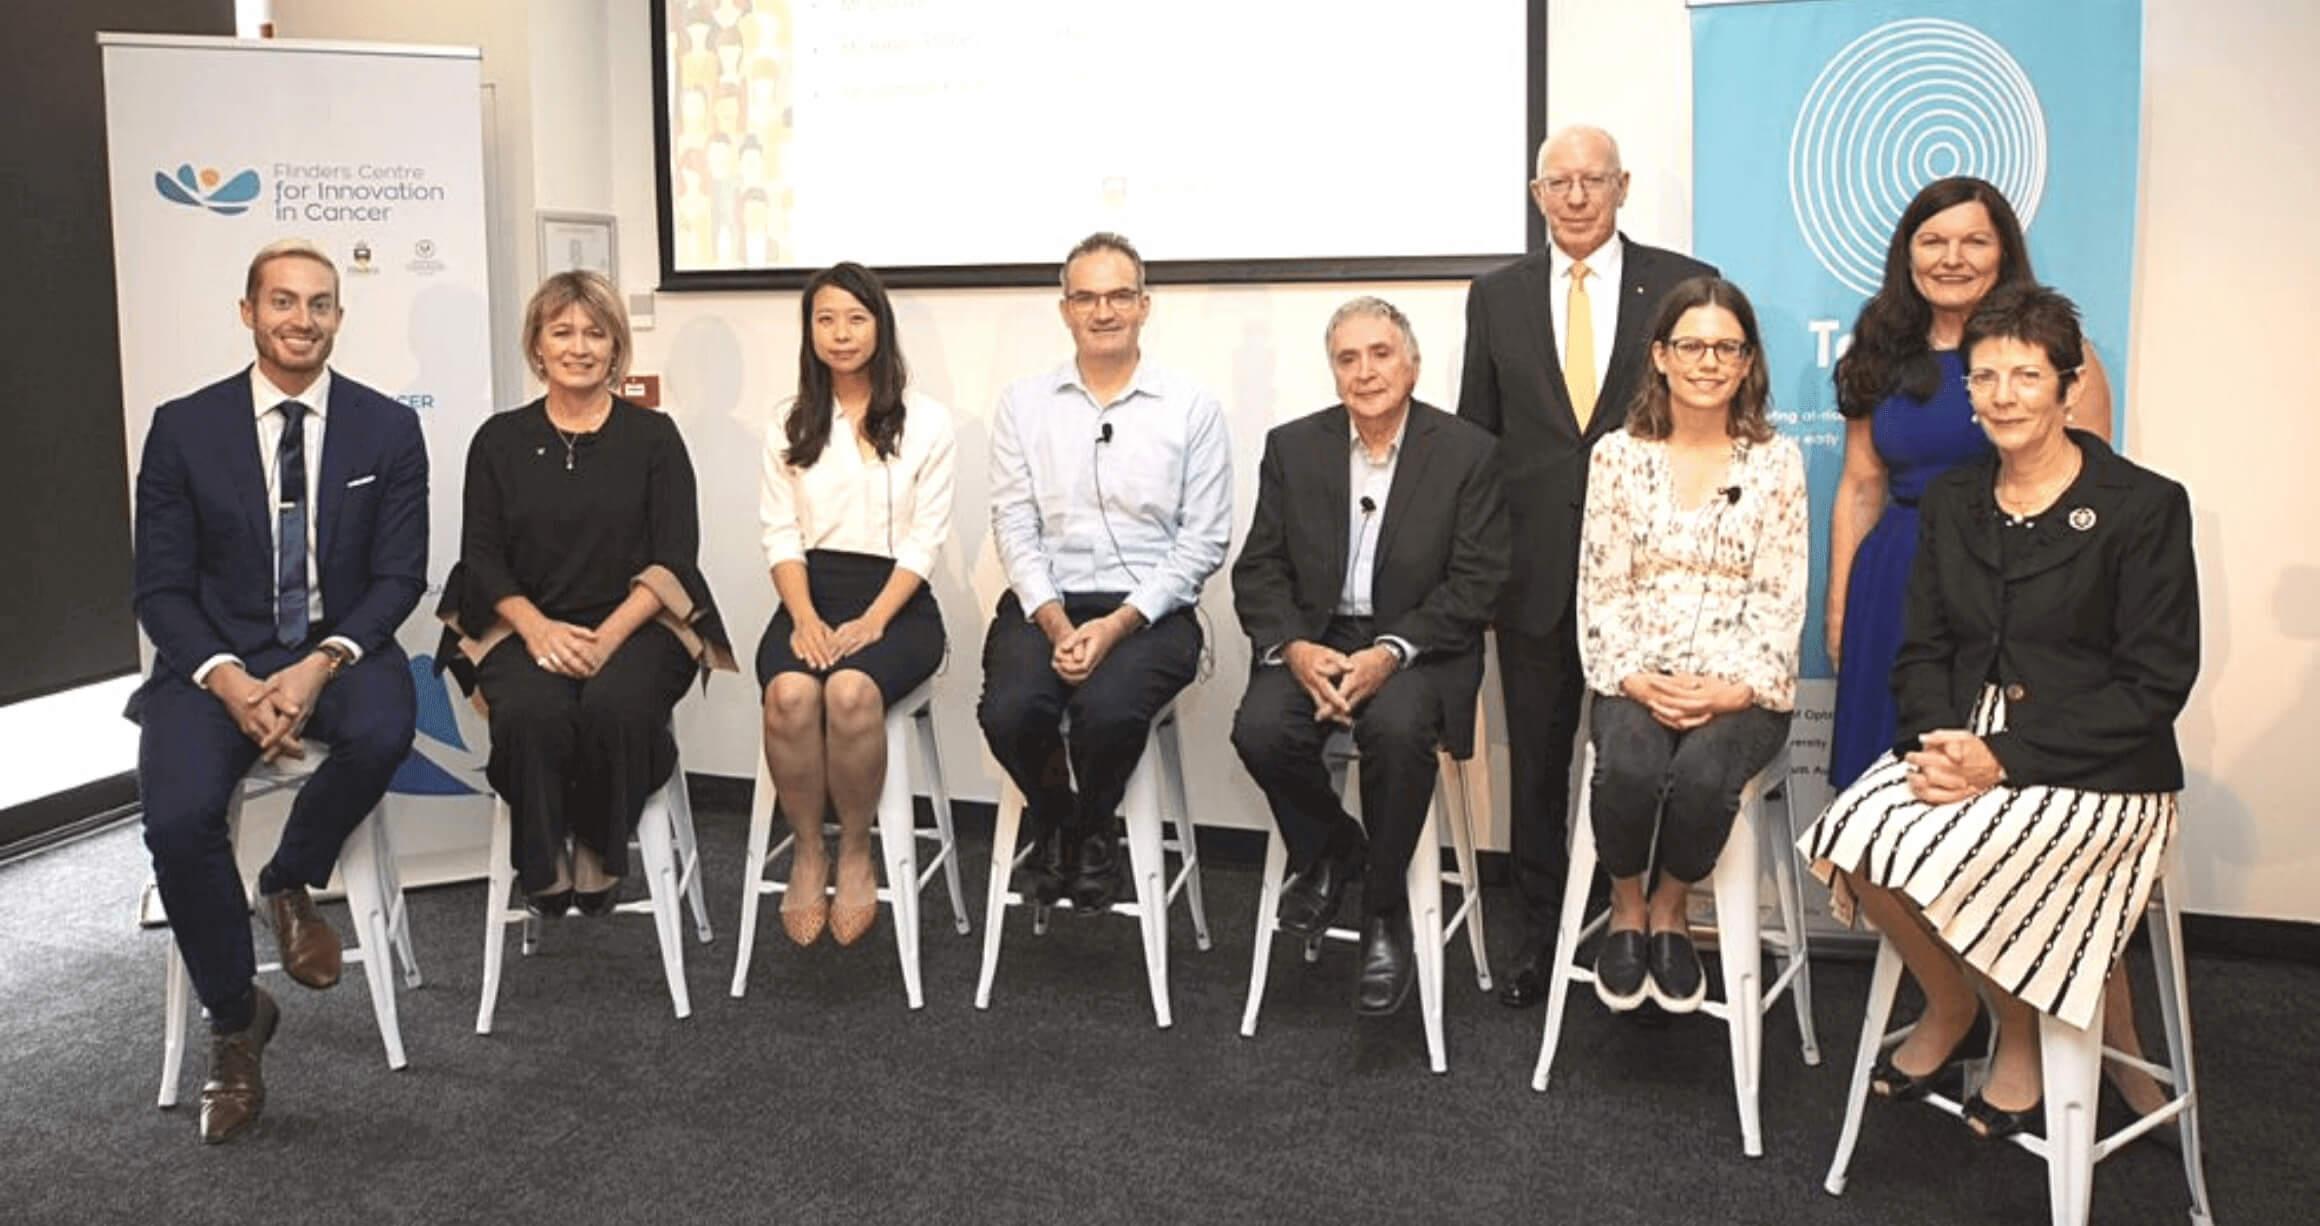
[1098,422,1113,444]
[1345,494,1381,611]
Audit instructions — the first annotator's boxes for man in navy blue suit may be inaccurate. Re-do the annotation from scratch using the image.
[130,239,429,1144]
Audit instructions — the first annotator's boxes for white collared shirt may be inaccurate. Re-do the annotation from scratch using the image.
[759,388,958,580]
[191,366,360,685]
[1550,232,1624,396]
[1339,413,1408,618]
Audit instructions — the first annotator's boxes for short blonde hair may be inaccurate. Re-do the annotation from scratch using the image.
[244,238,339,301]
[521,270,631,387]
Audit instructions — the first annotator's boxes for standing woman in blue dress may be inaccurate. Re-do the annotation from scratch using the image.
[757,262,956,948]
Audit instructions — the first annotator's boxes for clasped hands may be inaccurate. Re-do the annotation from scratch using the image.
[1620,671,1753,731]
[520,618,637,679]
[788,612,889,672]
[207,654,335,763]
[1901,729,2006,804]
[1283,640,1398,726]
[1045,606,1143,684]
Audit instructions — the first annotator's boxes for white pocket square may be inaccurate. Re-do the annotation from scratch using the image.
[346,474,378,488]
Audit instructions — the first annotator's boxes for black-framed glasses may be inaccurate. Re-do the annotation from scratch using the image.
[1064,288,1144,314]
[1663,338,1752,364]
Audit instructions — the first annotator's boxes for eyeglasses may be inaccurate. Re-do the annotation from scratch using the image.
[1663,338,1752,364]
[1965,366,2074,394]
[1064,288,1144,314]
[1538,173,1617,197]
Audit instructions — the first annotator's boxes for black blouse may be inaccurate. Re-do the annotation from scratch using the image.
[437,398,728,673]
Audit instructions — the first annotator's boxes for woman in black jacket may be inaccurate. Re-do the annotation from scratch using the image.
[1800,283,2198,1140]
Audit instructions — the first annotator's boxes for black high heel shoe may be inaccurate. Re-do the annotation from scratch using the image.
[1963,1091,2045,1141]
[1870,1006,1991,1102]
[574,885,620,918]
[526,889,574,919]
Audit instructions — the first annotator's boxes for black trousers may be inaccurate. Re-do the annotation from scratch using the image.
[477,623,696,893]
[976,591,1201,835]
[1230,617,1442,918]
[1495,614,1587,952]
[1589,695,1792,883]
[138,643,416,1026]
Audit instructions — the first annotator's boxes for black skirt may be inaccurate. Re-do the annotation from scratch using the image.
[755,549,944,706]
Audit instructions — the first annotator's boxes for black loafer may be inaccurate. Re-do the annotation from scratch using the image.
[1355,913,1416,1016]
[1497,958,1552,1009]
[1278,835,1366,938]
[1593,930,1650,1012]
[1067,828,1123,915]
[1646,931,1706,1013]
[1016,824,1073,905]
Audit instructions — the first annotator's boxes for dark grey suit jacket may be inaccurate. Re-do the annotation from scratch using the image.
[1231,401,1509,756]
[1455,236,1715,635]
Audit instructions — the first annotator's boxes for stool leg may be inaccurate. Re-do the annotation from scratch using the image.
[636,797,692,1019]
[1711,801,1764,1157]
[374,814,423,990]
[879,712,925,1010]
[1155,718,1210,951]
[2146,871,2215,1225]
[1440,754,1492,991]
[2040,1008,2104,1226]
[730,754,779,999]
[974,789,1023,1010]
[158,940,190,1108]
[1239,829,1291,1038]
[339,811,409,1070]
[915,708,971,935]
[665,770,712,943]
[476,798,517,1035]
[1409,805,1447,1074]
[1532,763,1600,1092]
[1823,938,1906,1195]
[1764,782,1819,1065]
[1123,754,1172,1029]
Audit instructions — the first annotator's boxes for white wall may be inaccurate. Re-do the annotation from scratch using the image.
[275,0,2320,923]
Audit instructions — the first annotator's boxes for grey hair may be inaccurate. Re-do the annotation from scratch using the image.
[1324,295,1420,362]
[1059,231,1146,292]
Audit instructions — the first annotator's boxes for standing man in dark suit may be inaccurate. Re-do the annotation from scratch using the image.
[1457,126,1716,1007]
[130,239,429,1143]
[1232,297,1508,1015]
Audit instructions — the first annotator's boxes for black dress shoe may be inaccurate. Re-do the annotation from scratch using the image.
[1646,931,1706,1013]
[1593,930,1650,1011]
[1497,958,1551,1009]
[198,987,280,1145]
[1278,836,1366,938]
[1016,824,1073,905]
[574,885,620,918]
[1066,828,1123,914]
[1355,913,1416,1016]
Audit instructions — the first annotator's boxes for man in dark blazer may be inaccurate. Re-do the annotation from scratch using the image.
[129,239,429,1143]
[1232,297,1509,1015]
[1457,125,1717,1007]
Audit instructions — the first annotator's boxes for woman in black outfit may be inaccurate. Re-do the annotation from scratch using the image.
[440,271,733,915]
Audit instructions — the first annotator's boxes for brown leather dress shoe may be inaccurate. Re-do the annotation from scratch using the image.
[264,886,342,989]
[199,987,280,1145]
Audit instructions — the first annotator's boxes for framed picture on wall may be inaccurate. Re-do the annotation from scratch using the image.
[537,210,618,285]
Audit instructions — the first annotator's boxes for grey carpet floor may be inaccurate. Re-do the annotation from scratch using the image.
[1,799,2312,1226]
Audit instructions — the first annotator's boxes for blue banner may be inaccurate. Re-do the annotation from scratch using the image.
[1691,0,2143,691]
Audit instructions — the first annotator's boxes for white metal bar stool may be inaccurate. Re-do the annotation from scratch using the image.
[1821,848,2215,1226]
[729,678,969,1009]
[154,749,422,1108]
[474,752,705,1031]
[974,700,1211,1028]
[1530,740,1818,1157]
[1237,730,1490,1074]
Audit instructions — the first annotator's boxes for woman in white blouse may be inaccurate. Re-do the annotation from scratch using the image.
[758,262,956,947]
[1575,276,1808,1013]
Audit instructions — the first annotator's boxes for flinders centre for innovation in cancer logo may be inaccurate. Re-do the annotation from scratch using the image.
[154,162,261,215]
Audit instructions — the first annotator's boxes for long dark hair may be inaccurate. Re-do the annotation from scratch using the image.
[1626,276,1775,445]
[1833,177,2034,417]
[786,262,907,468]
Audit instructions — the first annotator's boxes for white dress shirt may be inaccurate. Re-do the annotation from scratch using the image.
[759,388,957,580]
[1339,415,1406,618]
[191,366,361,686]
[1550,232,1624,396]
[988,358,1233,625]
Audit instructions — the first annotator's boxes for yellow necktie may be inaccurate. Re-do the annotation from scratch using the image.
[1566,260,1598,430]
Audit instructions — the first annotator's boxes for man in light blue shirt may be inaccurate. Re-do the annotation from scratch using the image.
[978,232,1232,912]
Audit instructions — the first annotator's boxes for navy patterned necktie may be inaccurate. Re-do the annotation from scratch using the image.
[274,400,309,646]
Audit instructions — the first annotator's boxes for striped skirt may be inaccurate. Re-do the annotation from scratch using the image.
[1798,686,2177,1030]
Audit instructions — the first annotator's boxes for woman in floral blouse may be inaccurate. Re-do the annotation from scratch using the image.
[1574,276,1808,1013]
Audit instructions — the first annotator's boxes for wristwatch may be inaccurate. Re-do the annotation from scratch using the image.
[316,642,355,678]
[1374,638,1410,669]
